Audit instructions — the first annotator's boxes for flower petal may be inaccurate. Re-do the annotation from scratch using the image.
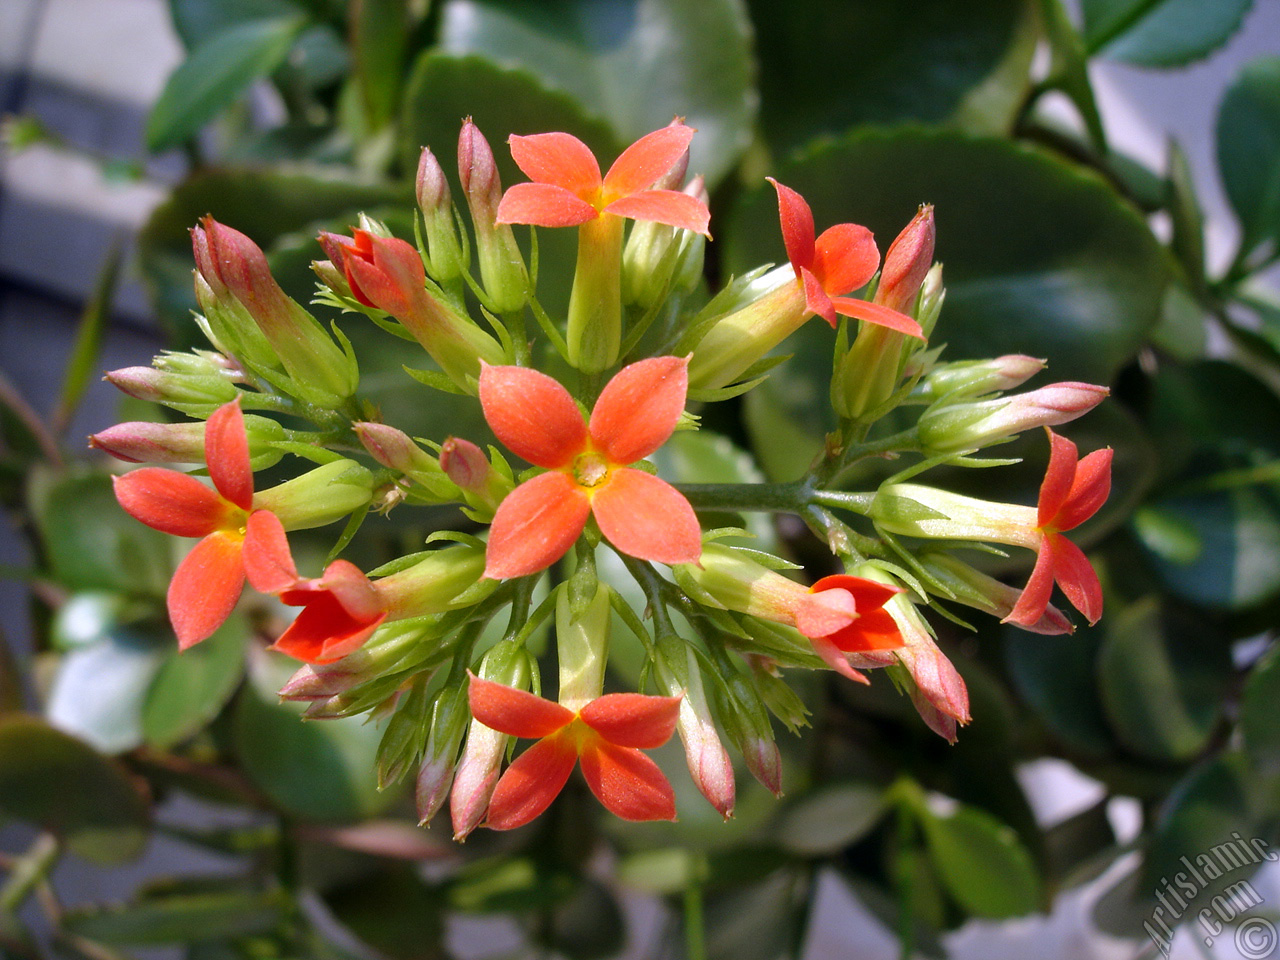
[168,531,245,649]
[830,297,925,338]
[508,132,601,197]
[591,469,701,565]
[812,222,879,296]
[578,740,676,822]
[205,400,253,510]
[496,182,600,228]
[242,509,297,594]
[468,675,575,739]
[801,267,837,327]
[827,607,904,653]
[1055,447,1113,532]
[588,356,689,464]
[114,468,231,537]
[272,585,385,664]
[603,123,695,198]
[1004,537,1057,628]
[795,588,857,639]
[604,190,710,235]
[484,732,579,831]
[808,634,871,684]
[1049,533,1103,625]
[581,693,681,748]
[811,575,903,611]
[768,178,815,275]
[485,472,591,579]
[1038,429,1079,528]
[479,364,587,469]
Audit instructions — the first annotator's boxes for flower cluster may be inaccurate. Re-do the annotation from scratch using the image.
[96,119,1111,834]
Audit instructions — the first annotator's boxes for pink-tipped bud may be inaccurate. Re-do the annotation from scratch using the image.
[417,146,451,213]
[440,436,490,489]
[278,658,370,701]
[882,593,970,743]
[354,422,437,473]
[743,737,783,797]
[416,146,467,283]
[90,416,284,468]
[449,718,506,841]
[918,382,1109,453]
[416,683,470,826]
[458,119,501,222]
[458,120,527,313]
[677,700,736,817]
[103,364,238,409]
[918,355,1046,402]
[875,205,935,315]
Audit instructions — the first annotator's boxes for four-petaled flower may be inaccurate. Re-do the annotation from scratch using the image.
[771,178,924,337]
[240,512,387,664]
[496,124,710,235]
[794,575,905,683]
[112,399,279,648]
[479,356,702,579]
[1006,428,1112,628]
[468,675,681,829]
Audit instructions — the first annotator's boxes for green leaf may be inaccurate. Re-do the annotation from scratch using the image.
[234,652,396,820]
[167,0,302,49]
[1217,56,1280,260]
[747,0,1033,152]
[146,16,308,153]
[542,877,626,960]
[0,715,150,863]
[1003,623,1115,756]
[724,130,1167,387]
[325,867,446,960]
[916,803,1041,918]
[55,241,121,433]
[63,888,288,945]
[1242,642,1280,774]
[142,615,248,750]
[32,470,172,596]
[1083,0,1253,67]
[1038,0,1107,152]
[352,0,414,132]
[437,0,755,187]
[1097,597,1231,762]
[447,856,578,913]
[775,782,887,856]
[703,868,803,960]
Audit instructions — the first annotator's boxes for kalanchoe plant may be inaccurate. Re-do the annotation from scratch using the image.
[93,120,1112,833]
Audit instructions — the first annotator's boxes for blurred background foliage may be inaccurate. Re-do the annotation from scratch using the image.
[2,0,1280,957]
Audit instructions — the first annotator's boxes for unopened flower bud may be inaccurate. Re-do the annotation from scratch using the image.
[877,585,970,743]
[416,680,469,826]
[374,543,491,621]
[656,633,735,818]
[872,483,1040,550]
[623,175,707,309]
[278,657,371,701]
[917,552,1073,635]
[377,675,433,789]
[675,543,808,625]
[918,382,1108,453]
[876,205,935,314]
[440,437,513,516]
[917,355,1045,403]
[459,120,527,313]
[712,659,783,796]
[253,459,376,530]
[103,364,239,413]
[452,641,532,840]
[90,415,284,469]
[195,218,359,408]
[417,146,468,284]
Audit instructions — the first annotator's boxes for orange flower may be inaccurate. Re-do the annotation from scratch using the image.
[770,178,923,336]
[479,356,702,579]
[1006,429,1112,628]
[467,675,681,829]
[794,575,905,682]
[112,400,279,648]
[496,123,710,235]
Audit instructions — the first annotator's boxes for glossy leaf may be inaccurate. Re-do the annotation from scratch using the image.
[353,0,413,132]
[702,868,803,960]
[0,715,150,863]
[1217,56,1280,259]
[1004,623,1115,756]
[167,0,301,49]
[146,16,308,153]
[917,803,1041,918]
[234,652,395,821]
[438,0,755,187]
[142,614,248,750]
[725,130,1167,387]
[747,0,1033,151]
[1097,597,1231,761]
[63,887,288,944]
[775,782,887,856]
[1083,0,1253,67]
[1242,642,1280,775]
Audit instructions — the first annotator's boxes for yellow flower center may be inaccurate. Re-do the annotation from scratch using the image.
[572,451,610,488]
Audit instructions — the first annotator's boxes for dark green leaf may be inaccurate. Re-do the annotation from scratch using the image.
[747,0,1033,152]
[447,856,578,913]
[1217,56,1280,259]
[55,241,121,433]
[703,868,803,960]
[32,470,172,596]
[1083,0,1253,67]
[542,877,625,960]
[917,803,1041,918]
[438,0,755,186]
[1004,623,1113,756]
[1097,597,1231,761]
[1166,140,1206,291]
[234,652,396,820]
[142,614,248,749]
[1149,284,1208,361]
[1243,642,1280,775]
[352,0,413,132]
[775,782,887,856]
[0,715,150,863]
[63,888,288,944]
[1043,799,1117,887]
[167,0,301,49]
[326,867,445,960]
[147,17,308,153]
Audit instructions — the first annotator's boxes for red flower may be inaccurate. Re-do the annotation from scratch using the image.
[496,124,710,235]
[794,575,904,683]
[479,356,702,579]
[770,178,924,337]
[1006,429,1112,628]
[112,400,277,648]
[240,511,386,664]
[468,675,681,829]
